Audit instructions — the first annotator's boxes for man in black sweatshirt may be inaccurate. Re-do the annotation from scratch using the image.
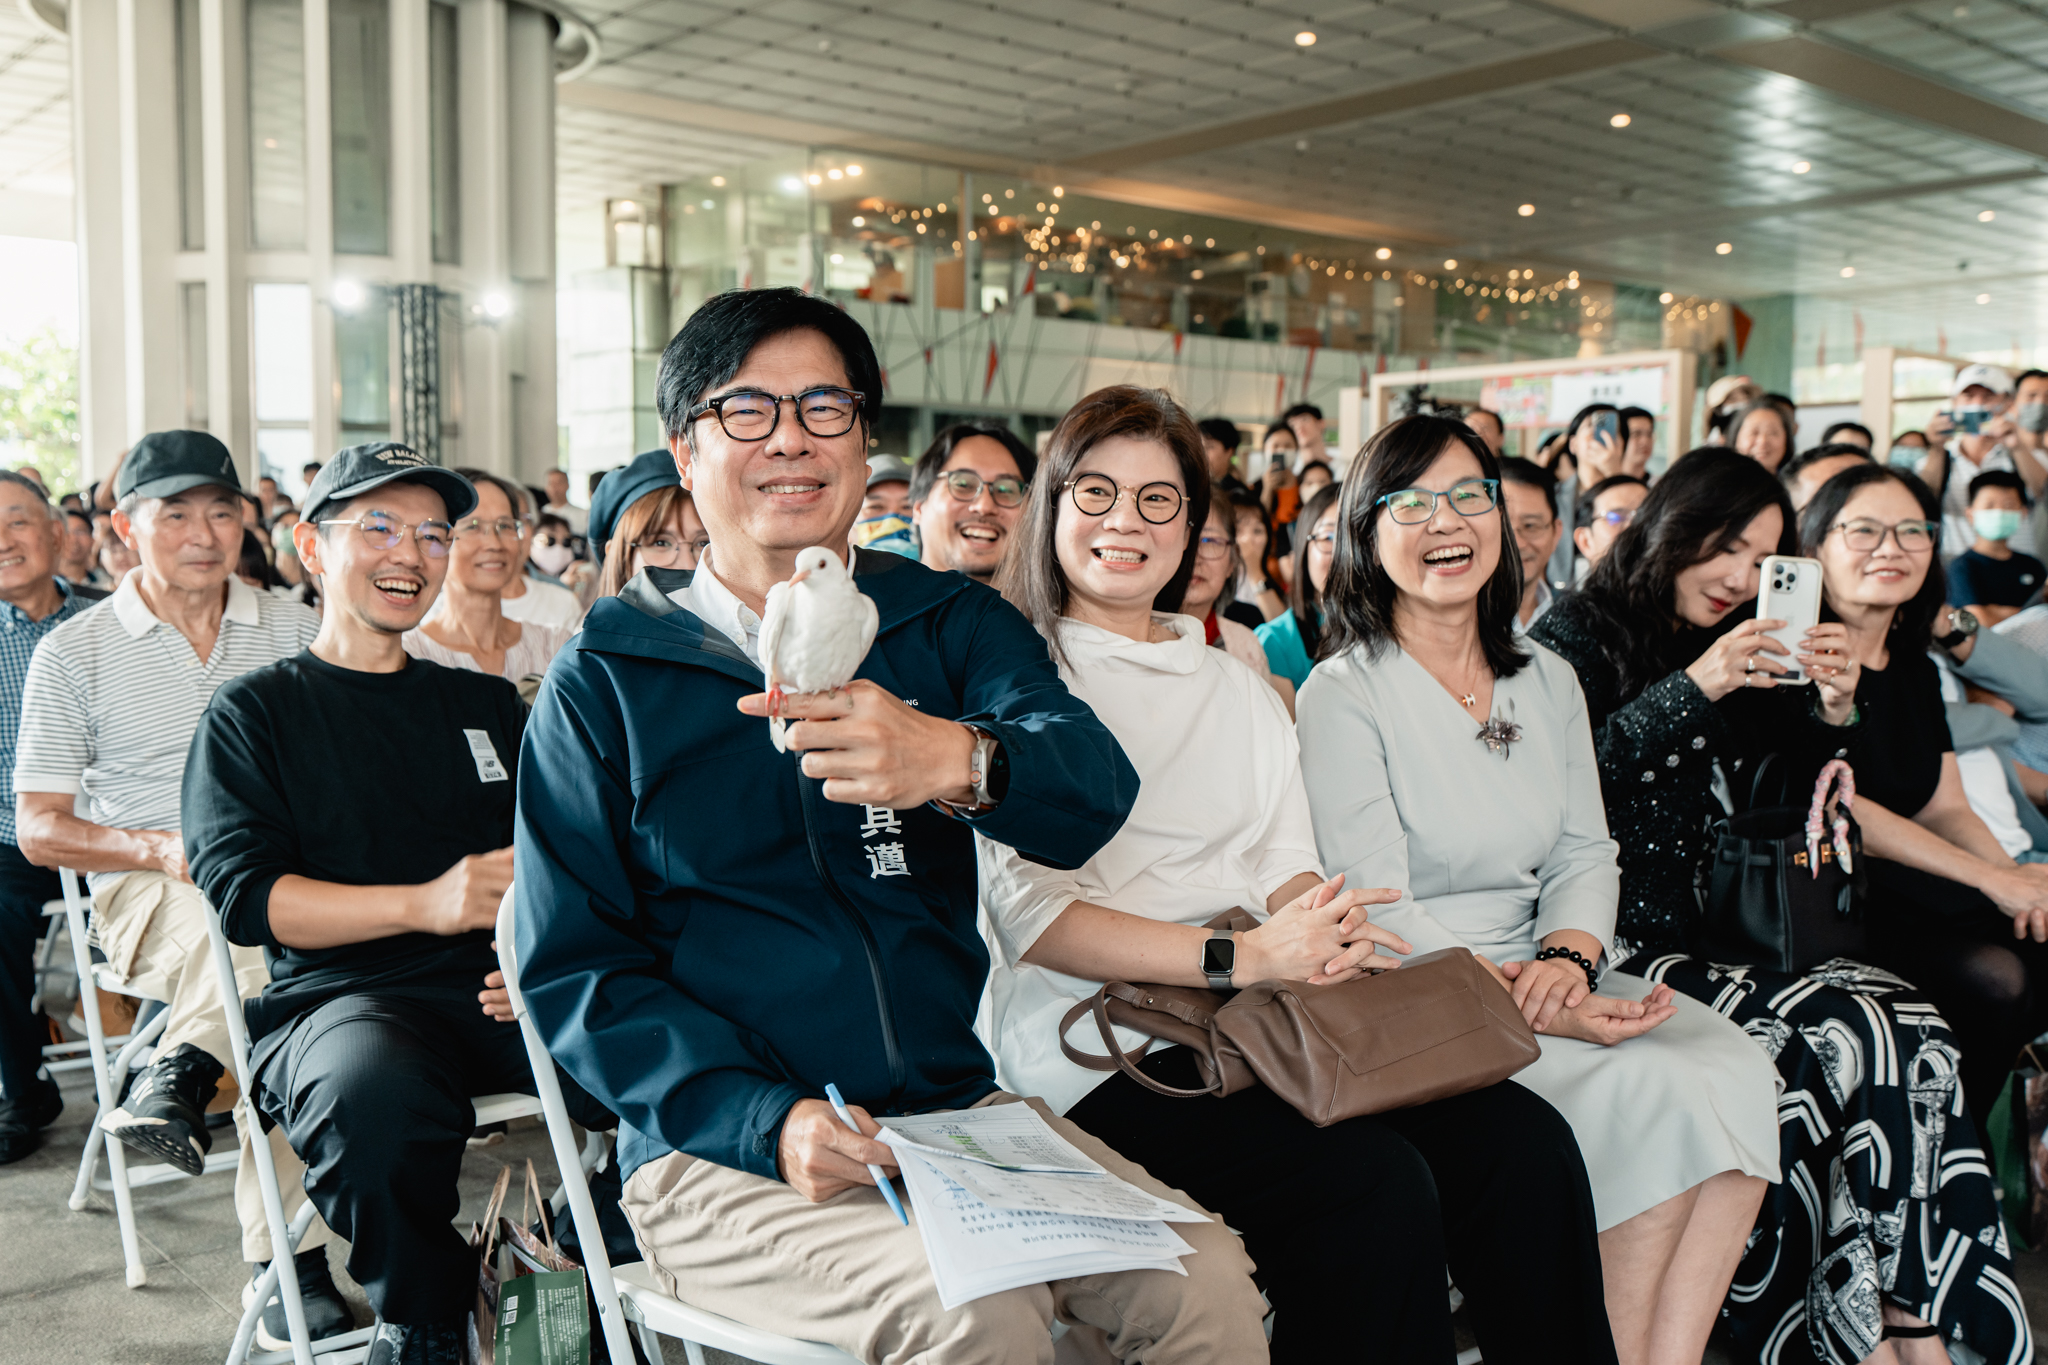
[183,445,612,1365]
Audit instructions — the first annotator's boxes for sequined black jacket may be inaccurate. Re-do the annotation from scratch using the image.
[1531,592,1847,954]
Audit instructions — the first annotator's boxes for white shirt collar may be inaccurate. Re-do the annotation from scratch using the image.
[1513,581,1555,637]
[669,555,762,665]
[110,570,262,639]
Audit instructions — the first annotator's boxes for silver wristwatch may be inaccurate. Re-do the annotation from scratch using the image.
[963,725,1000,808]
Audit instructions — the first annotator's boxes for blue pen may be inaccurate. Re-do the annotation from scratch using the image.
[824,1083,909,1226]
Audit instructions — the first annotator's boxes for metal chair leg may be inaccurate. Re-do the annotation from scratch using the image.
[60,869,149,1288]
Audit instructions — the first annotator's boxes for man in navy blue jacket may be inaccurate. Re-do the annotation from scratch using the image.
[516,290,1268,1362]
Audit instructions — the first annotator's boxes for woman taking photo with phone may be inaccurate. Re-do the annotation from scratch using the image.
[981,386,1616,1364]
[1298,415,1779,1365]
[1531,449,2025,1365]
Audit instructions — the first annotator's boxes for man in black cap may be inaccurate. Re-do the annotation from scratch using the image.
[183,444,616,1365]
[12,430,351,1342]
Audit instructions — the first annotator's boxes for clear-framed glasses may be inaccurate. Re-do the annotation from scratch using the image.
[452,515,528,542]
[1063,475,1186,525]
[1376,478,1500,525]
[320,513,453,558]
[1195,533,1233,559]
[1832,518,1937,553]
[940,469,1027,507]
[686,387,862,442]
[632,531,710,568]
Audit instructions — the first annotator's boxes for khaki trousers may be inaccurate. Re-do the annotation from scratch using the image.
[95,871,330,1263]
[619,1094,1269,1365]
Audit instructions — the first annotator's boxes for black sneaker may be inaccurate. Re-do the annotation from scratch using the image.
[364,1317,466,1365]
[0,1073,63,1164]
[246,1247,357,1350]
[101,1042,220,1176]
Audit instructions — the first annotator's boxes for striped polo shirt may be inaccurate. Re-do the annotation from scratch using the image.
[14,572,319,893]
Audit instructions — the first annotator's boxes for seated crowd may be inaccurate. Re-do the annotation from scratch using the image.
[0,287,2044,1365]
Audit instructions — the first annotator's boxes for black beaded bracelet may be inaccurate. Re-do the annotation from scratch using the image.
[1534,946,1600,992]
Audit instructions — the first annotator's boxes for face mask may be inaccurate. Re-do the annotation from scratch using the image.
[530,542,576,576]
[1973,509,2023,542]
[2018,402,2048,435]
[1887,444,1925,468]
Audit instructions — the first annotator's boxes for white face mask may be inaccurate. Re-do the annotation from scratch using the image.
[531,541,576,576]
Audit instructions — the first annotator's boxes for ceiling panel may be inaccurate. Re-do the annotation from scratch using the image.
[1817,0,2048,115]
[0,3,72,199]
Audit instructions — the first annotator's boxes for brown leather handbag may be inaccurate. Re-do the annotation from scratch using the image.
[1058,926,1541,1127]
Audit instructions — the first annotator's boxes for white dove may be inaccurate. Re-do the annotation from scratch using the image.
[759,545,880,753]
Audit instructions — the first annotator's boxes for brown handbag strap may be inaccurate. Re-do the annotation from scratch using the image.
[1055,986,1222,1098]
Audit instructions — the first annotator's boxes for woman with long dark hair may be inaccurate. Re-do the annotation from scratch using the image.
[1531,449,2026,1365]
[1298,415,1778,1365]
[982,387,1615,1364]
[1253,483,1339,689]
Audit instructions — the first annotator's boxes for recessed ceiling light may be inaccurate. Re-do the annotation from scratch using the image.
[1444,258,1458,270]
[827,168,843,180]
[1375,247,1392,259]
[1659,292,1674,303]
[1979,209,1996,222]
[846,164,862,176]
[1839,265,1855,277]
[1517,203,1536,216]
[1295,30,1317,45]
[1791,161,1811,174]
[1716,242,1733,254]
[1610,113,1631,128]
[851,216,864,227]
[807,173,822,185]
[1978,292,1992,304]
[617,200,637,213]
[710,176,726,187]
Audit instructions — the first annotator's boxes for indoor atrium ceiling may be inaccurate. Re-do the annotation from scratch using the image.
[557,0,2048,323]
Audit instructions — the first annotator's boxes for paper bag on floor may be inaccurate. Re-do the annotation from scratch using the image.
[468,1165,515,1365]
[492,1160,590,1365]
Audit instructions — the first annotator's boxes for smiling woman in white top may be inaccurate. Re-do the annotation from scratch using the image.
[979,385,1617,1365]
[1296,414,1779,1365]
[401,470,572,686]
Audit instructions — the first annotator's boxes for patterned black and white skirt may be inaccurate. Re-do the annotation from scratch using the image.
[1630,952,2033,1365]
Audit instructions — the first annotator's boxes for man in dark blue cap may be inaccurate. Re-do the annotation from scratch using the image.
[11,430,352,1343]
[184,444,617,1365]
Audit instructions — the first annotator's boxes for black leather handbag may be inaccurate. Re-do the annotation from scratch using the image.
[1697,756,1866,973]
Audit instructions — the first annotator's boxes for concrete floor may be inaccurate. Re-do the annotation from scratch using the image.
[6,1058,2048,1365]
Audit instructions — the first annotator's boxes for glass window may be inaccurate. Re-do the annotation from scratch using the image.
[330,0,391,256]
[247,0,307,251]
[176,0,204,251]
[253,283,311,485]
[428,1,460,265]
[335,289,390,444]
[181,282,208,427]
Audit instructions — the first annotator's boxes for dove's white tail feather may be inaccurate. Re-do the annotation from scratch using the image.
[769,714,789,753]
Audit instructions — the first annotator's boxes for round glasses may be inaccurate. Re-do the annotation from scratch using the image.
[1832,518,1937,553]
[1063,475,1186,525]
[1376,478,1500,525]
[633,532,710,568]
[687,387,862,442]
[453,516,528,541]
[320,514,453,558]
[940,470,1027,507]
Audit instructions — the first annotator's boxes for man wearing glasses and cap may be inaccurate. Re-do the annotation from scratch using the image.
[909,423,1038,585]
[182,444,617,1365]
[1930,363,2039,558]
[9,431,349,1344]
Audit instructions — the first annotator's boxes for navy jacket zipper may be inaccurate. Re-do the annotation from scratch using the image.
[797,774,909,1106]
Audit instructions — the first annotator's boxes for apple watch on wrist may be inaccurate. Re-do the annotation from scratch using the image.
[935,725,1006,815]
[1202,930,1238,992]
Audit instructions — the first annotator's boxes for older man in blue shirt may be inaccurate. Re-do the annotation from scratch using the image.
[0,471,93,1162]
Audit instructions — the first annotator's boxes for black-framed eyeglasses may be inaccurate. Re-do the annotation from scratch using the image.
[1375,478,1500,525]
[939,470,1027,507]
[452,516,528,542]
[686,387,863,441]
[1062,475,1187,525]
[1832,518,1937,553]
[319,514,453,558]
[632,532,710,567]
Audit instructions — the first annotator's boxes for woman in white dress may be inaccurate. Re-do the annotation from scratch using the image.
[980,386,1618,1365]
[401,471,573,685]
[1296,413,1781,1365]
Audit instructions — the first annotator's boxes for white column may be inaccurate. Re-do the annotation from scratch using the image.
[304,0,337,461]
[70,0,128,480]
[457,0,509,473]
[388,0,432,281]
[505,0,556,484]
[117,0,185,441]
[199,0,255,479]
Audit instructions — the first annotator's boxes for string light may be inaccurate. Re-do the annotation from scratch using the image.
[1375,247,1392,259]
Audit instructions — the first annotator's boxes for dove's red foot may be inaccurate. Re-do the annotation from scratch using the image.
[767,685,786,719]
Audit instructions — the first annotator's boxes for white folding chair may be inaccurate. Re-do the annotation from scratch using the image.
[494,889,863,1365]
[209,890,604,1365]
[34,894,131,1076]
[58,866,237,1288]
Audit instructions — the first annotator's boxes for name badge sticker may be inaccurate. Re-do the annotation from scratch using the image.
[464,728,509,783]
